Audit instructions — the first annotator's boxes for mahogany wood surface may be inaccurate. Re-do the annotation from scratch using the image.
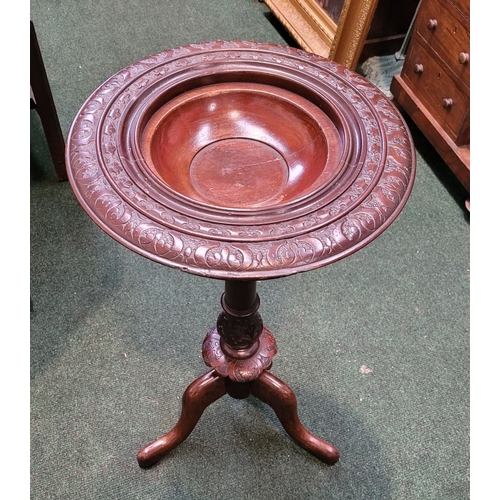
[138,281,339,468]
[390,0,469,192]
[137,370,226,468]
[136,368,340,467]
[141,82,342,210]
[251,371,340,465]
[66,41,416,468]
[30,20,68,181]
[391,74,470,191]
[66,41,415,281]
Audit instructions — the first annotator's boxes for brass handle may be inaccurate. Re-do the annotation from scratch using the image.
[458,52,469,64]
[442,98,453,109]
[427,19,438,30]
[414,64,424,74]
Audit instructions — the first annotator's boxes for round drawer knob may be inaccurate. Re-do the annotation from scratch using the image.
[458,52,470,64]
[442,98,454,109]
[427,19,438,30]
[413,64,424,74]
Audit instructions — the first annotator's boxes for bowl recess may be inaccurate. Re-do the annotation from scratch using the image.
[141,82,345,211]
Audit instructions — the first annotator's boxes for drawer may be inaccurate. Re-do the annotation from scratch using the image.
[401,38,469,141]
[448,0,469,19]
[415,0,470,86]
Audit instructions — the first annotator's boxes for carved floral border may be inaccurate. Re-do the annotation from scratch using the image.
[66,41,415,280]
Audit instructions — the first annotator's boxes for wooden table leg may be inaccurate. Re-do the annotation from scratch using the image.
[138,281,339,467]
[251,371,339,465]
[137,369,226,468]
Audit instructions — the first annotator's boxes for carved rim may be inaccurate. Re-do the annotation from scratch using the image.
[66,41,416,280]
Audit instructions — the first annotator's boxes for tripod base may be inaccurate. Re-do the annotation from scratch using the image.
[138,281,339,468]
[137,368,339,468]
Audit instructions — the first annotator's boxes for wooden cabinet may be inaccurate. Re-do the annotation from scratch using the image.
[390,0,470,192]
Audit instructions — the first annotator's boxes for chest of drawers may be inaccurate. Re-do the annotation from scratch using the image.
[391,0,470,192]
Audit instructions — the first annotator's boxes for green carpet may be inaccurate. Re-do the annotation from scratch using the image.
[30,1,469,498]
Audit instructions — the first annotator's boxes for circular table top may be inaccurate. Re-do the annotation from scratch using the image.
[66,41,416,280]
